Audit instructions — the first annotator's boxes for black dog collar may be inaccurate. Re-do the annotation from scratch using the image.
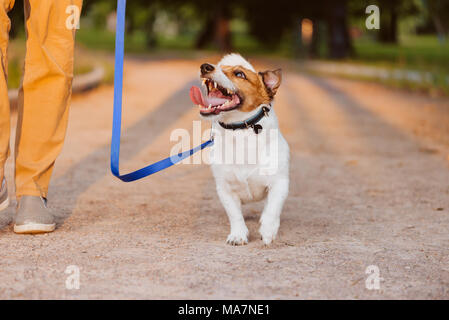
[218,105,271,134]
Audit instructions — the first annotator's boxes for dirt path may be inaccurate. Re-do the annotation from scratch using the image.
[0,57,448,299]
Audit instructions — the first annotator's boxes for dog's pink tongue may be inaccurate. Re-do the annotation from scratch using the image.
[190,86,206,106]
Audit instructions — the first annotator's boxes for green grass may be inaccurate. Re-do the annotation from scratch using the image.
[76,24,293,57]
[352,35,449,72]
[7,38,95,89]
[302,35,449,96]
[306,67,449,96]
[77,26,198,53]
[77,27,143,53]
[7,59,22,89]
[24,23,449,95]
[8,58,94,90]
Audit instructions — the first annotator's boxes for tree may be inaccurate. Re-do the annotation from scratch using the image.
[325,0,353,58]
[349,0,419,44]
[83,0,356,58]
[426,0,449,42]
[193,0,233,52]
[7,1,24,39]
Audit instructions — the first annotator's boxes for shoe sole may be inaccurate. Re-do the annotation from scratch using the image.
[14,223,56,234]
[0,197,9,212]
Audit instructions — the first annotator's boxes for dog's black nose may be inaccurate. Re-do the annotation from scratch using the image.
[201,63,215,75]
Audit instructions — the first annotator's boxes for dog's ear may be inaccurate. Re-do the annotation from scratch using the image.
[259,69,282,97]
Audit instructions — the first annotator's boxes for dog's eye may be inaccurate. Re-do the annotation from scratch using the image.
[234,71,246,79]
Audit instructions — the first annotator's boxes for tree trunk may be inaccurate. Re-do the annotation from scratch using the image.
[326,0,352,59]
[379,2,398,43]
[144,13,157,49]
[214,14,231,52]
[8,1,25,39]
[309,18,320,58]
[431,13,447,43]
[195,17,215,49]
[195,4,232,52]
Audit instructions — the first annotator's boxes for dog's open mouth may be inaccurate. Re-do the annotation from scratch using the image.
[190,79,241,115]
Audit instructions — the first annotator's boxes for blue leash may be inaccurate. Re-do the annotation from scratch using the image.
[111,0,213,182]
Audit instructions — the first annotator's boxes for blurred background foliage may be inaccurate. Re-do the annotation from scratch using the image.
[6,0,449,93]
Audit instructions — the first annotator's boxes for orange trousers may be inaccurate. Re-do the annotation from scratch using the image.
[0,0,82,198]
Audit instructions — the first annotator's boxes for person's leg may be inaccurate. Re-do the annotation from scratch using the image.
[0,0,15,212]
[0,0,15,185]
[14,0,82,233]
[15,0,82,199]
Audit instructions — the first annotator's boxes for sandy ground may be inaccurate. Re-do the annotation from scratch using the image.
[0,56,448,299]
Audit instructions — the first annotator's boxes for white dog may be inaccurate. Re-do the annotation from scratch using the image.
[190,54,289,245]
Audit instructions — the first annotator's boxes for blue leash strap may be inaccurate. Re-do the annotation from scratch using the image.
[111,0,213,182]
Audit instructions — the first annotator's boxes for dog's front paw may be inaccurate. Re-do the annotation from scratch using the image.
[226,226,249,246]
[259,220,279,245]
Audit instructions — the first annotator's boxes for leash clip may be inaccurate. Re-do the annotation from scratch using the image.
[253,124,263,134]
[262,105,270,117]
[209,125,215,141]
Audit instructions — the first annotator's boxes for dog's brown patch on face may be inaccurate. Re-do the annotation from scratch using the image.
[221,66,272,112]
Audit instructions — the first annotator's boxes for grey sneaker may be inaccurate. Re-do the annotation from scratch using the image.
[0,178,9,212]
[14,196,56,234]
